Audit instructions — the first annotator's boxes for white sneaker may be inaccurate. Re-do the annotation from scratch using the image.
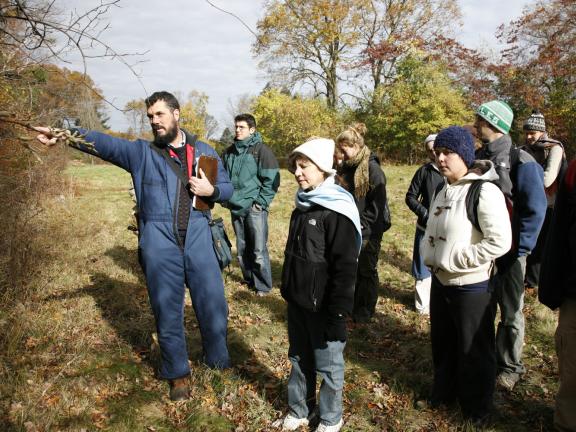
[315,418,344,432]
[281,414,309,431]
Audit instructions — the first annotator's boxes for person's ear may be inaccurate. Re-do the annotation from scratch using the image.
[249,127,255,135]
[173,109,180,122]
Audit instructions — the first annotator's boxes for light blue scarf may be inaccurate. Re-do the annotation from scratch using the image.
[295,175,362,253]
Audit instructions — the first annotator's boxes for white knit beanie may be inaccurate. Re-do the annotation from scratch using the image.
[424,134,437,144]
[289,138,336,175]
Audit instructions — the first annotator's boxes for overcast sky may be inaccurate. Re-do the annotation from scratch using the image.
[56,0,532,134]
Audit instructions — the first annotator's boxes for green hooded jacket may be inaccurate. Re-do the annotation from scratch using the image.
[221,132,280,216]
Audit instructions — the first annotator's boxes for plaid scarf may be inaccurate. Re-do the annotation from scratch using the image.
[343,146,371,199]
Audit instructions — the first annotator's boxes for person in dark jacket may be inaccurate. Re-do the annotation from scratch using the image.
[521,110,566,291]
[35,91,233,401]
[474,100,547,391]
[336,123,389,323]
[221,114,280,296]
[539,159,576,432]
[405,134,444,315]
[280,138,361,432]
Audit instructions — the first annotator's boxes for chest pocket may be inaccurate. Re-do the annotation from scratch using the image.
[140,177,171,218]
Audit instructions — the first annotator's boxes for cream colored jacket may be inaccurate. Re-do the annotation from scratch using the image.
[421,160,512,286]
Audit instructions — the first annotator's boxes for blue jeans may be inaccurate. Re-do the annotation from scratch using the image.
[493,255,527,381]
[231,205,273,293]
[287,304,345,426]
[412,227,431,280]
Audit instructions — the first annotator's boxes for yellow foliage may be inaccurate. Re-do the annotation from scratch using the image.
[252,89,342,156]
[178,90,209,140]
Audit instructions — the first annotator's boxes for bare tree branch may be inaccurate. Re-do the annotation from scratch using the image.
[1,0,149,113]
[204,0,260,40]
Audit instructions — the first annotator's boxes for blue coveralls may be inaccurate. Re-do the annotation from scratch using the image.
[75,129,233,379]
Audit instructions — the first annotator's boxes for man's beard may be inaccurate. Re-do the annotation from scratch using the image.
[152,122,179,147]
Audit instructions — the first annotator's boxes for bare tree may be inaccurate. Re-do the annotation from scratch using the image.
[253,0,367,109]
[355,0,461,94]
[0,0,147,121]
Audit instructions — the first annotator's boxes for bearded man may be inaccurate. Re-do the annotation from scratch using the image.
[35,91,233,401]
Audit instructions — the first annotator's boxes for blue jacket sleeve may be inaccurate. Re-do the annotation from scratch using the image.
[214,156,233,203]
[71,129,143,174]
[514,162,547,256]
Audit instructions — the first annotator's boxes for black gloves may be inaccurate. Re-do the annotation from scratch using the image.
[325,313,347,342]
[496,251,518,272]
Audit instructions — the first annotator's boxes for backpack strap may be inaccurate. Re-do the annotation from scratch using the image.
[149,136,198,189]
[466,180,485,233]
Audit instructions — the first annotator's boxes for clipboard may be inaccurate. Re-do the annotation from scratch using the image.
[192,155,218,210]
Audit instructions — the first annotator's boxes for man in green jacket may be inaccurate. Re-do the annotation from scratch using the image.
[222,114,280,295]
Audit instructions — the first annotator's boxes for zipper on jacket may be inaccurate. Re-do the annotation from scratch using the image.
[173,180,184,250]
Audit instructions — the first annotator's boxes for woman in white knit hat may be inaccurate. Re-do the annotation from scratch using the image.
[279,137,361,432]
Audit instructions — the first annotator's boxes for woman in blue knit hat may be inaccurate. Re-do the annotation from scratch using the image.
[420,126,512,425]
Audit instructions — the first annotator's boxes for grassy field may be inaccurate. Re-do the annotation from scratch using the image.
[0,161,560,431]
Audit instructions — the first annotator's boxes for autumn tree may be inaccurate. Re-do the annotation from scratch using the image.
[354,0,460,97]
[124,98,150,138]
[422,35,497,108]
[219,127,235,148]
[227,93,255,121]
[254,0,366,108]
[27,65,109,130]
[0,0,139,307]
[252,88,342,155]
[496,0,576,151]
[358,54,471,162]
[178,90,212,140]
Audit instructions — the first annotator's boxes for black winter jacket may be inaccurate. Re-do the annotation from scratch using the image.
[338,153,388,241]
[281,205,358,315]
[539,159,576,310]
[405,162,444,229]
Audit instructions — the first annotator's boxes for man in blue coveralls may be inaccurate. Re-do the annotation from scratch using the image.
[35,91,233,401]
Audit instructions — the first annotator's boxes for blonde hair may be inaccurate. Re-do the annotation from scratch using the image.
[336,123,367,150]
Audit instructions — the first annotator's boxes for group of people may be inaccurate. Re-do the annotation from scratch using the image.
[405,101,573,430]
[34,91,387,432]
[34,92,574,431]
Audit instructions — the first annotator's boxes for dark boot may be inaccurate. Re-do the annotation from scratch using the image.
[169,377,190,401]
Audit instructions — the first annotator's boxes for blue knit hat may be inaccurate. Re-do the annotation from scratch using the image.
[434,126,475,168]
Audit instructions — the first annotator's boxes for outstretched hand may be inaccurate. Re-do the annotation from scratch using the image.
[189,168,215,197]
[34,126,59,146]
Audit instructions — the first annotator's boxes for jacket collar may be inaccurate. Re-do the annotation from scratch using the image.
[481,134,512,158]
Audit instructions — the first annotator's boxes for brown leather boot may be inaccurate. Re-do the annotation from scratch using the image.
[169,377,190,401]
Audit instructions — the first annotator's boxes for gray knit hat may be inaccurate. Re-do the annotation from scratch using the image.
[523,110,546,132]
[476,100,514,134]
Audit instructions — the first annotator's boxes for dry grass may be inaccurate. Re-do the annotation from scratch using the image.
[0,161,559,431]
